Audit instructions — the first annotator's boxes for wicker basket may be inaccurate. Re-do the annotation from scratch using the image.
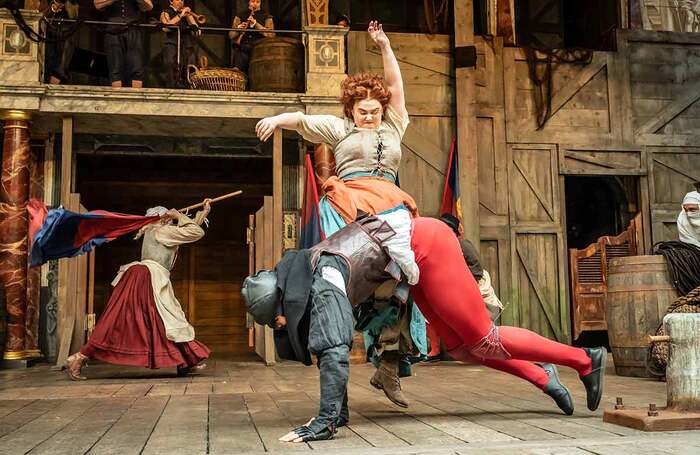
[187,65,247,91]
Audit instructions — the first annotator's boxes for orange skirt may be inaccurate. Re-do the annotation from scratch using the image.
[322,176,419,224]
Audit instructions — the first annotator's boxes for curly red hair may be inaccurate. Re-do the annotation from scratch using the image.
[339,73,392,118]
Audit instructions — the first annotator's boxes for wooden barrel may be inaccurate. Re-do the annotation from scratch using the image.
[606,255,678,377]
[249,37,304,93]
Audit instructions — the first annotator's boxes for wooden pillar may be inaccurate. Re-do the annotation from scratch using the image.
[0,110,31,360]
[55,116,73,367]
[666,314,700,411]
[454,1,480,246]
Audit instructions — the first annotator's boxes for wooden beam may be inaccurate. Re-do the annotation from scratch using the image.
[272,129,283,263]
[454,0,480,245]
[54,117,74,368]
[60,116,73,206]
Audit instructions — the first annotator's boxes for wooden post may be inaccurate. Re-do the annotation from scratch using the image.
[454,1,480,246]
[54,117,73,368]
[273,129,283,264]
[666,314,700,412]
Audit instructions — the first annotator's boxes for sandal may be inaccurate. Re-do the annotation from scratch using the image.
[65,353,87,381]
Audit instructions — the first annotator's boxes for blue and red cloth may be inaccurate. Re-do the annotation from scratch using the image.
[440,138,463,235]
[27,199,160,267]
[299,154,325,249]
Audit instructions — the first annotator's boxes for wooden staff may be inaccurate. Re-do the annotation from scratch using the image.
[178,190,243,212]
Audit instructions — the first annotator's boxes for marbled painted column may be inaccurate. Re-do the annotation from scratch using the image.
[0,110,31,360]
[25,142,44,358]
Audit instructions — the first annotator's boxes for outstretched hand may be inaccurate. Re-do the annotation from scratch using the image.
[255,117,277,142]
[368,20,389,48]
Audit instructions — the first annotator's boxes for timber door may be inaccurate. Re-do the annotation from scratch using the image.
[505,144,570,343]
[251,196,276,365]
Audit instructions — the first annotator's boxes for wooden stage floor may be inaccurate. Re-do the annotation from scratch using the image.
[1,355,699,454]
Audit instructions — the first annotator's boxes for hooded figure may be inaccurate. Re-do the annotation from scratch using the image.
[678,191,700,247]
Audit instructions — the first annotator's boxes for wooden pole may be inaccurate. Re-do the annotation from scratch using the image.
[178,190,242,212]
[454,1,480,246]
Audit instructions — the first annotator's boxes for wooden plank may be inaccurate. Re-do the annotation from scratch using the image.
[88,396,169,455]
[243,392,312,452]
[29,397,136,455]
[55,116,74,369]
[142,395,208,455]
[0,400,34,419]
[271,391,370,450]
[547,54,608,121]
[208,393,264,454]
[273,128,283,264]
[454,0,480,247]
[0,399,62,438]
[0,398,95,454]
[635,79,700,134]
[147,384,187,397]
[262,196,276,365]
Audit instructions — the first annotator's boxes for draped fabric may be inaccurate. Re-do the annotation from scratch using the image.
[28,199,159,267]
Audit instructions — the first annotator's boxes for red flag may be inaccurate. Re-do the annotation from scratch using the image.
[440,138,463,235]
[300,155,325,248]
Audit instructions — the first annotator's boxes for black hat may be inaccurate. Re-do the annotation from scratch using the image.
[242,270,280,327]
[439,213,460,235]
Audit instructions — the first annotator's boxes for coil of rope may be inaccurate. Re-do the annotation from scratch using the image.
[653,240,700,296]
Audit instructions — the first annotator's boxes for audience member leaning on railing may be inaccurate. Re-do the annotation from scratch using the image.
[93,0,153,88]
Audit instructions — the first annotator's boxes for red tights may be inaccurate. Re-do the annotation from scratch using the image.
[410,218,592,390]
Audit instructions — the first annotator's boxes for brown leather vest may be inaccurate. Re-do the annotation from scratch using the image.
[310,215,399,307]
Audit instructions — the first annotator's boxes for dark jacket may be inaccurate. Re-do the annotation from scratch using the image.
[273,214,399,365]
[274,249,313,365]
[460,238,484,281]
[310,213,398,307]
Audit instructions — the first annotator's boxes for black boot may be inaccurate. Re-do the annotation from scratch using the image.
[540,363,574,415]
[580,347,606,411]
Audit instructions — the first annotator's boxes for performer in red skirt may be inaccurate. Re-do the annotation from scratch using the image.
[65,202,212,380]
[410,217,606,413]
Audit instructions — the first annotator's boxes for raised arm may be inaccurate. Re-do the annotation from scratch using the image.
[368,20,407,120]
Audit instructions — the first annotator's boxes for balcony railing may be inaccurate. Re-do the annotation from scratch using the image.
[0,9,349,98]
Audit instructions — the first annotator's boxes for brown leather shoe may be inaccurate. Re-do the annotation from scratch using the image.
[370,353,409,408]
[65,353,87,381]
